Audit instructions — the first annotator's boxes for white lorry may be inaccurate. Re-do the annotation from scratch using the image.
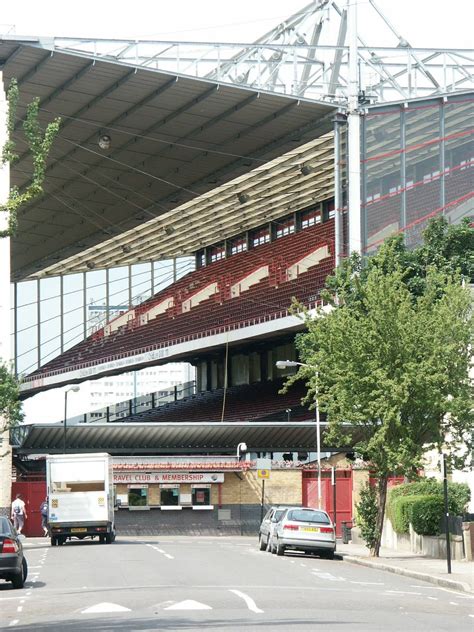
[46,453,116,546]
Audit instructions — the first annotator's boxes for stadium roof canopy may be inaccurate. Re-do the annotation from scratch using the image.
[0,36,337,281]
[12,421,344,455]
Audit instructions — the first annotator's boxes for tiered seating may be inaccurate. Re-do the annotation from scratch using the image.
[122,379,314,424]
[26,220,335,379]
[406,178,442,226]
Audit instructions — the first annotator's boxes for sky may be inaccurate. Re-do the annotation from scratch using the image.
[0,0,472,49]
[10,0,472,423]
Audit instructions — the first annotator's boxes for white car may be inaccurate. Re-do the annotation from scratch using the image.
[270,507,336,559]
[258,506,296,551]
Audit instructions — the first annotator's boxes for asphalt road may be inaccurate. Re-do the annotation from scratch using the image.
[1,536,473,631]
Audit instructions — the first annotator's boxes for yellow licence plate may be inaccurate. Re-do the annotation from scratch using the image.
[302,527,319,532]
[70,528,87,533]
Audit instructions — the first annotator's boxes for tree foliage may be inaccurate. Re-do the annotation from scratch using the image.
[285,218,473,555]
[0,361,23,433]
[0,79,61,237]
[355,483,379,550]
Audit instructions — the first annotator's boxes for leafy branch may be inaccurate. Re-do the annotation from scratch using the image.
[0,78,61,237]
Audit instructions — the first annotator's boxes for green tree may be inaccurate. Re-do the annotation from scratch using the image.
[287,225,473,557]
[0,361,23,456]
[355,483,379,550]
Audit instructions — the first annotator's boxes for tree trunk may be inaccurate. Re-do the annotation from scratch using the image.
[370,473,389,557]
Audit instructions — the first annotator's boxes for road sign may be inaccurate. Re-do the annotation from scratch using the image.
[257,469,270,479]
[256,458,271,470]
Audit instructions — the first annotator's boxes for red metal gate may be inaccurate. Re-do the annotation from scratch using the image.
[11,481,47,537]
[302,470,352,537]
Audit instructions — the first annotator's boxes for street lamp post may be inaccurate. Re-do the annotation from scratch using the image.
[276,360,322,509]
[63,386,80,453]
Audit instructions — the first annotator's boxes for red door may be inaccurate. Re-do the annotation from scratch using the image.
[302,470,352,537]
[11,481,47,537]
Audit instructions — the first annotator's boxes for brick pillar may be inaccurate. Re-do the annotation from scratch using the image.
[352,468,370,516]
[0,429,12,517]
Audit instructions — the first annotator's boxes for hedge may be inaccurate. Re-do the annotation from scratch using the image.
[387,496,420,534]
[410,496,445,536]
[388,479,470,516]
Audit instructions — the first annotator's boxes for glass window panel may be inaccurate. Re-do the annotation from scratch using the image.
[63,274,85,352]
[16,281,38,375]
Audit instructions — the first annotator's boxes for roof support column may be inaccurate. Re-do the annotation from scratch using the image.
[347,0,362,255]
[0,71,13,517]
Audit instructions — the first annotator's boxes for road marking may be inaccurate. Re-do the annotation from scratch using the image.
[164,553,174,559]
[8,620,19,627]
[468,614,474,618]
[230,589,264,614]
[350,581,384,585]
[312,572,346,582]
[450,602,459,606]
[386,591,422,595]
[81,602,131,614]
[428,597,438,601]
[165,600,212,611]
[16,607,22,613]
[300,563,307,567]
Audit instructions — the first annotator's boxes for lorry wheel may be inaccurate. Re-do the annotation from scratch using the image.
[99,535,105,544]
[105,533,112,544]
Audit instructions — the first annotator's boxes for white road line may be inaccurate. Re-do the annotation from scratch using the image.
[16,607,22,613]
[450,601,459,606]
[350,581,384,585]
[8,620,19,627]
[386,591,422,595]
[164,553,174,559]
[468,614,474,618]
[428,597,438,601]
[230,589,264,614]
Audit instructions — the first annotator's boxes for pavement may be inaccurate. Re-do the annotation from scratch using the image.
[336,540,474,594]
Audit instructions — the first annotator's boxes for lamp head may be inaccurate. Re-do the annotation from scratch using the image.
[98,134,111,150]
[275,360,299,369]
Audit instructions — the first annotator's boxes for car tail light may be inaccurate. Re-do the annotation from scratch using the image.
[2,538,19,554]
[284,524,299,531]
[320,527,334,533]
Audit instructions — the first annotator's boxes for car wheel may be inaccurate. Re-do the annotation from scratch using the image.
[22,557,28,581]
[276,539,285,556]
[321,550,335,560]
[258,534,266,551]
[11,559,26,589]
[99,535,105,544]
[105,533,112,544]
[51,536,57,547]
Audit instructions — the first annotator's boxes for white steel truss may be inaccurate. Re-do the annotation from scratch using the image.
[34,0,474,104]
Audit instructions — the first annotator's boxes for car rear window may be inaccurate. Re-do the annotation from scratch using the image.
[0,517,12,535]
[274,510,286,521]
[286,509,330,524]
